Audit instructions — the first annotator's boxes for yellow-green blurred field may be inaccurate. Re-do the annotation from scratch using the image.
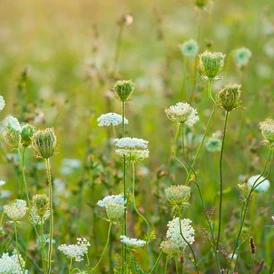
[0,0,274,273]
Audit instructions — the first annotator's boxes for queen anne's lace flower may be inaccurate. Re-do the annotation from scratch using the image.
[97,112,128,127]
[58,238,90,262]
[97,194,125,208]
[0,250,28,274]
[120,235,146,247]
[165,102,199,126]
[3,200,28,222]
[247,174,270,192]
[3,116,21,132]
[113,137,148,149]
[0,96,5,111]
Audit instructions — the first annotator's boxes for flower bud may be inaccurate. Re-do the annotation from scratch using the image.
[199,51,225,80]
[32,128,57,159]
[113,80,135,102]
[21,124,35,148]
[216,83,241,112]
[259,118,274,144]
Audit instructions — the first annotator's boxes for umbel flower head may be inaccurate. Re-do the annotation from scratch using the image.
[32,128,57,159]
[234,47,252,67]
[180,39,199,57]
[2,116,22,149]
[165,102,199,126]
[165,185,191,205]
[3,200,28,222]
[199,51,225,81]
[216,83,241,112]
[58,238,90,262]
[259,118,274,145]
[120,235,146,248]
[97,112,128,127]
[21,124,35,148]
[160,217,195,255]
[0,95,5,111]
[0,250,28,274]
[113,80,135,102]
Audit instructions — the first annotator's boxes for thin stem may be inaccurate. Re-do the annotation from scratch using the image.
[186,106,216,184]
[149,251,163,274]
[91,222,112,272]
[178,210,200,274]
[175,257,179,274]
[216,111,229,272]
[208,80,215,104]
[14,223,24,272]
[173,123,189,177]
[164,256,170,274]
[182,57,187,97]
[69,257,73,274]
[113,24,124,75]
[122,101,125,137]
[45,158,53,274]
[227,149,273,274]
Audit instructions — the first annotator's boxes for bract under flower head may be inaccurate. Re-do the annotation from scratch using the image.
[247,174,270,192]
[180,39,199,57]
[115,149,149,163]
[165,102,199,126]
[97,112,129,127]
[259,118,274,145]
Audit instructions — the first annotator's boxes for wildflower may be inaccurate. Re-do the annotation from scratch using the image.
[113,80,135,102]
[0,250,28,274]
[247,174,270,192]
[0,96,5,111]
[120,235,146,248]
[115,149,149,163]
[3,200,28,222]
[199,51,225,81]
[205,137,222,152]
[113,137,148,149]
[97,194,126,208]
[32,128,57,159]
[21,124,35,148]
[216,83,241,112]
[58,238,90,262]
[0,180,6,187]
[259,118,274,145]
[165,102,199,126]
[165,185,191,205]
[97,112,129,127]
[2,116,22,148]
[180,39,199,57]
[29,194,50,225]
[165,218,195,250]
[234,48,252,67]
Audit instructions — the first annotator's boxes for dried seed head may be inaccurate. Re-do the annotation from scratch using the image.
[21,124,35,148]
[199,51,225,81]
[216,83,242,112]
[32,128,57,159]
[113,80,135,102]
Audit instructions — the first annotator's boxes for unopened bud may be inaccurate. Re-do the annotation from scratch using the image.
[21,124,35,147]
[113,80,135,102]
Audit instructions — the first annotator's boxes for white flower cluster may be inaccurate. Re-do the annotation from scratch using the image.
[3,116,21,132]
[120,235,146,247]
[0,96,5,112]
[165,102,199,127]
[97,194,125,208]
[97,112,128,127]
[58,238,90,262]
[247,174,270,192]
[3,200,28,222]
[0,251,28,274]
[161,218,195,255]
[113,137,148,149]
[180,39,199,57]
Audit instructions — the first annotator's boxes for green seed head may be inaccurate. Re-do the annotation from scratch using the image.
[113,80,135,102]
[216,83,241,112]
[21,124,35,148]
[199,51,225,80]
[32,128,57,159]
[32,194,49,217]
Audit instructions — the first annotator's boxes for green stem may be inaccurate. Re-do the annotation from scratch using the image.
[178,210,199,274]
[216,111,229,272]
[175,257,179,274]
[164,256,170,274]
[208,80,215,104]
[182,57,187,96]
[69,257,73,274]
[14,223,24,272]
[149,251,163,274]
[45,158,53,274]
[91,222,112,272]
[40,224,47,274]
[113,24,124,76]
[227,149,272,274]
[186,106,215,184]
[122,101,125,137]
